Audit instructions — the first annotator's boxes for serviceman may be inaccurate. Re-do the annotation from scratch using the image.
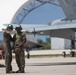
[3,24,13,73]
[13,25,26,73]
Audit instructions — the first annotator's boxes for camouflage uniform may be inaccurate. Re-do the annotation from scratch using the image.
[3,32,13,73]
[13,32,26,73]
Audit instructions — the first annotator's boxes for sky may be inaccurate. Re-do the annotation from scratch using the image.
[21,3,66,42]
[22,3,66,24]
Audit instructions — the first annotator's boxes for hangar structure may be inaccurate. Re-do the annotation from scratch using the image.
[0,0,60,26]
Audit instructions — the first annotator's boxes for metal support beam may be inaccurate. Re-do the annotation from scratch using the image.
[14,0,60,24]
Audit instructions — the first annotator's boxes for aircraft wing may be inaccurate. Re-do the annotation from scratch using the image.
[58,0,76,20]
[21,24,76,39]
[4,23,76,39]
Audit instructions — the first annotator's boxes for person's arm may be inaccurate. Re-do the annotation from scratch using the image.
[3,32,8,42]
[12,34,17,52]
[12,34,16,42]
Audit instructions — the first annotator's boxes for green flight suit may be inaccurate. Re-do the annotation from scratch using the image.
[3,32,12,73]
[13,32,26,72]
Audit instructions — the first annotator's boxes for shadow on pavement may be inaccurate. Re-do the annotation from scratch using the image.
[27,62,76,66]
[0,64,5,67]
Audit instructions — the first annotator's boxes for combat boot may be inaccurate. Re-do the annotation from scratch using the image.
[15,70,25,73]
[6,71,15,73]
[20,70,25,73]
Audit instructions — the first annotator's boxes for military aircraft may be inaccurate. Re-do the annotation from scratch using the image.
[23,0,76,40]
[2,0,76,40]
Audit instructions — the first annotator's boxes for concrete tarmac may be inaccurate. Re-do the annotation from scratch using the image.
[0,57,76,75]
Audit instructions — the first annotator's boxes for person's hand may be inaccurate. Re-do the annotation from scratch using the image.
[15,45,22,48]
[6,31,11,33]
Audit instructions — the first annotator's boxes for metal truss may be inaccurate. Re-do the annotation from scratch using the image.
[14,0,60,24]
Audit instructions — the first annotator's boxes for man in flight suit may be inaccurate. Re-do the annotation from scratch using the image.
[3,24,13,73]
[13,25,26,73]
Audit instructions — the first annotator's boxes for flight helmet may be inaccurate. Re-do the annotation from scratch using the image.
[15,25,22,31]
[7,24,13,30]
